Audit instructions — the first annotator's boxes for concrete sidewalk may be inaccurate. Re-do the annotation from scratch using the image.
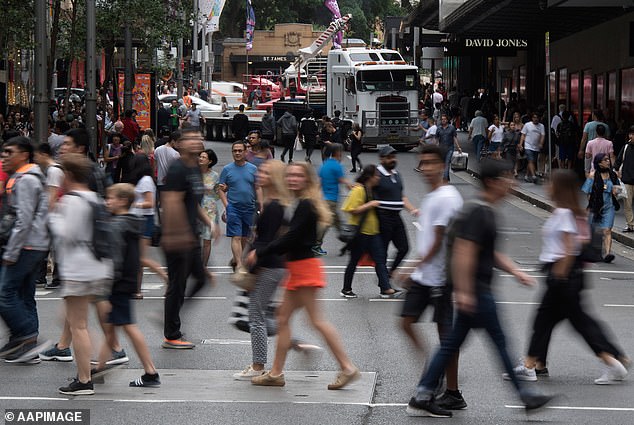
[453,131,634,248]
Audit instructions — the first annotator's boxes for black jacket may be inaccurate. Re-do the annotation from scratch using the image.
[615,142,634,185]
[111,214,143,294]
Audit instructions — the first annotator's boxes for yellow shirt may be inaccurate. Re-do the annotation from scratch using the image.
[341,185,379,235]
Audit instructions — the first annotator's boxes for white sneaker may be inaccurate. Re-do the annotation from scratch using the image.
[503,364,537,382]
[233,365,265,381]
[595,360,628,385]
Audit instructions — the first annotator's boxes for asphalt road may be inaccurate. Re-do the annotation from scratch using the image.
[1,140,633,425]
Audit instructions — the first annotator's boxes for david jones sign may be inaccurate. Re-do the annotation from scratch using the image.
[465,39,528,48]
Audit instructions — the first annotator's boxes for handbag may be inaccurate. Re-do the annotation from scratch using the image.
[338,188,370,243]
[577,216,603,263]
[294,135,303,151]
[616,180,628,201]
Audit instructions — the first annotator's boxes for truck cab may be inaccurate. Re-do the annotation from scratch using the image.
[327,48,421,150]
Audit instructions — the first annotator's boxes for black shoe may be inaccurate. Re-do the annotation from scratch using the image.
[624,227,634,233]
[3,339,50,364]
[535,367,549,377]
[129,373,161,387]
[59,378,94,395]
[406,397,452,417]
[340,290,358,299]
[350,169,356,172]
[435,390,467,410]
[520,389,552,411]
[35,278,47,286]
[44,282,60,289]
[604,254,615,263]
[0,338,28,358]
[90,363,125,380]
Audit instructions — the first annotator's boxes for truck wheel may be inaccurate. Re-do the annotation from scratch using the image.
[395,146,412,153]
[222,124,230,141]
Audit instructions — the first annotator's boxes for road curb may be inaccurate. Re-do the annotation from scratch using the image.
[464,168,634,249]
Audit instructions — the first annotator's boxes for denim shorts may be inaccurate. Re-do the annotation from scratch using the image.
[225,204,255,237]
[525,149,539,163]
[142,215,154,239]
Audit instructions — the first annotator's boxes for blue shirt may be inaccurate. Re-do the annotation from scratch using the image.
[583,121,611,141]
[219,161,257,208]
[319,158,344,202]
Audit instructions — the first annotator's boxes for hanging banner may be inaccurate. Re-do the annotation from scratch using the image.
[116,71,153,130]
[245,0,255,51]
[324,0,343,49]
[200,0,226,33]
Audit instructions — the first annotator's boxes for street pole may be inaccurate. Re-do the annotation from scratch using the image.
[34,0,48,145]
[201,23,206,90]
[208,32,214,92]
[177,37,184,99]
[546,31,552,176]
[193,0,199,87]
[123,19,133,113]
[85,0,98,156]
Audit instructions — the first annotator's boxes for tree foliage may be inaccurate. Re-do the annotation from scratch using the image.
[0,0,35,51]
[218,0,406,43]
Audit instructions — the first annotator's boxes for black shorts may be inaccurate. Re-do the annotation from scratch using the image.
[400,280,453,326]
[108,292,135,326]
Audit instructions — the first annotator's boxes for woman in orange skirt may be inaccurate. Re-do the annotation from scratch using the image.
[246,162,359,390]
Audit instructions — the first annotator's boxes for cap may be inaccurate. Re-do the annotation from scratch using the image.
[378,146,397,157]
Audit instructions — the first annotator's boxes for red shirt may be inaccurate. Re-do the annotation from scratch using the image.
[121,117,140,142]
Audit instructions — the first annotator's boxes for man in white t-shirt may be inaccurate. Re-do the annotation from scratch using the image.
[519,113,545,183]
[401,144,466,410]
[432,89,444,121]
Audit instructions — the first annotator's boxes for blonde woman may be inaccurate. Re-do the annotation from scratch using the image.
[140,134,156,175]
[247,162,359,389]
[234,160,290,380]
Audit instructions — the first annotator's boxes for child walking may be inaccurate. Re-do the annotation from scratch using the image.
[94,183,160,387]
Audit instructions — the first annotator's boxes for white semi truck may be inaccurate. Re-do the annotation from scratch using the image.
[327,47,421,151]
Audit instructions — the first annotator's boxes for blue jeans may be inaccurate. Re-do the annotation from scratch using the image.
[472,135,486,161]
[416,291,521,398]
[343,233,391,292]
[0,249,47,341]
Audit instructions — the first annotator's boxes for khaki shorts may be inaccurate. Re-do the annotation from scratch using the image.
[60,279,113,299]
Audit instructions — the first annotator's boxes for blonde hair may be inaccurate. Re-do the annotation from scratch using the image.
[107,183,136,209]
[140,135,154,156]
[262,160,291,207]
[288,162,332,226]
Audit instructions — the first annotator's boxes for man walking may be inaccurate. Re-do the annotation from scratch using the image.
[519,113,545,183]
[232,104,249,142]
[219,141,258,272]
[401,144,466,410]
[406,159,551,417]
[615,126,634,232]
[277,109,298,163]
[374,146,418,277]
[154,130,181,187]
[436,114,462,182]
[160,128,212,349]
[468,110,488,161]
[0,137,50,364]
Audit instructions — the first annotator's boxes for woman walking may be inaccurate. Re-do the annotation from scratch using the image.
[233,160,290,380]
[508,170,628,384]
[199,149,220,280]
[582,153,620,263]
[349,123,363,173]
[247,162,359,389]
[340,165,400,298]
[131,155,167,299]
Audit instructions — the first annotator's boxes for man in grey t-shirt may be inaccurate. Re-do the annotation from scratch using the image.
[468,110,488,161]
[155,131,181,187]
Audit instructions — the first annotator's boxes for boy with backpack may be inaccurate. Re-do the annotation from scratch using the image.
[93,183,160,388]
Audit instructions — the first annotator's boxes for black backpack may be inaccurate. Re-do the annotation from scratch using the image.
[66,192,115,262]
[557,121,576,147]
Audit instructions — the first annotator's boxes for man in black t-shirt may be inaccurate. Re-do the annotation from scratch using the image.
[407,159,551,418]
[160,128,212,349]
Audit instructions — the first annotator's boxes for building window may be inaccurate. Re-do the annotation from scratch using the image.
[558,68,567,108]
[608,71,616,121]
[570,72,579,123]
[582,70,592,125]
[621,67,634,127]
[595,74,605,111]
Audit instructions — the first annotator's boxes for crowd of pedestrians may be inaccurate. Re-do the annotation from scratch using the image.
[0,94,629,420]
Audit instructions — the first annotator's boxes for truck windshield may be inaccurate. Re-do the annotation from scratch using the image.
[380,52,403,61]
[356,70,418,91]
[350,52,381,62]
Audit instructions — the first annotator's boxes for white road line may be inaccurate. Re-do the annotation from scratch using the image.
[496,301,540,305]
[0,397,68,401]
[499,274,546,278]
[506,405,634,412]
[604,304,634,308]
[368,299,404,302]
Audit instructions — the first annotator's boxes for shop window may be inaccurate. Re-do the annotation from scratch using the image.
[519,65,526,98]
[549,71,556,115]
[608,71,616,121]
[582,70,592,125]
[570,72,579,123]
[558,68,567,108]
[621,67,634,127]
[595,74,605,111]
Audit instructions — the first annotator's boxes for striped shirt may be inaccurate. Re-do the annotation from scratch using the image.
[374,165,404,211]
